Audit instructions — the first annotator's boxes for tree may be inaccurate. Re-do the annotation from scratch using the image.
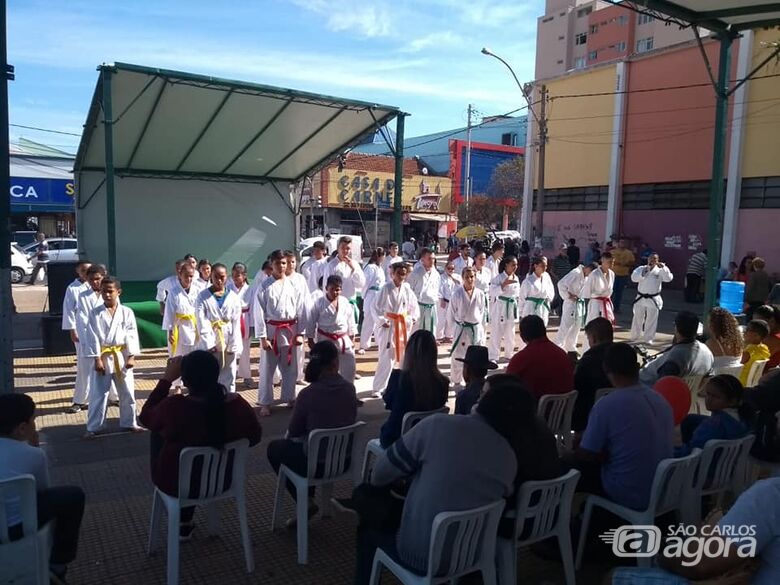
[487,156,525,209]
[456,196,503,227]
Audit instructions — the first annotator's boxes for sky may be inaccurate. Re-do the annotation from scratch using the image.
[7,0,543,154]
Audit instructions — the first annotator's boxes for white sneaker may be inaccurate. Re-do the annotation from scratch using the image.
[371,391,383,399]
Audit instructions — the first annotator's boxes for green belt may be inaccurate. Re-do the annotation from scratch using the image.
[449,321,478,356]
[526,297,551,313]
[368,286,380,292]
[418,302,436,333]
[498,295,518,321]
[348,298,359,323]
[576,298,588,327]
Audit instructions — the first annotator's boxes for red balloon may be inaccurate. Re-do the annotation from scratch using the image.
[654,376,692,425]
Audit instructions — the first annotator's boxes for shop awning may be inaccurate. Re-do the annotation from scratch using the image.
[408,212,456,222]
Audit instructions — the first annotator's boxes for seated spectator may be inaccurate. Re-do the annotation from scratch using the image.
[740,319,771,386]
[379,330,448,448]
[705,307,744,370]
[267,341,357,526]
[0,394,85,582]
[138,351,262,539]
[744,368,780,462]
[769,283,780,305]
[639,311,714,385]
[454,345,498,415]
[507,315,574,400]
[675,375,751,457]
[565,343,673,511]
[753,305,780,368]
[572,317,614,433]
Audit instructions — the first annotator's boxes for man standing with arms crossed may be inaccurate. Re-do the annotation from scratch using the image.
[629,254,673,345]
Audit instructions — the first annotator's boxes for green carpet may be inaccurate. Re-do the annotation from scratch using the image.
[120,280,166,348]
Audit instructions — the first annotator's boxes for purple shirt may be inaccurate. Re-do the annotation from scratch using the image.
[580,384,673,510]
[287,373,357,439]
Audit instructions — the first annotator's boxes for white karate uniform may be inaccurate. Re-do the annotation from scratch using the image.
[474,266,492,326]
[486,255,502,279]
[437,274,461,340]
[554,266,588,353]
[196,287,243,393]
[321,257,366,327]
[162,282,200,358]
[381,254,404,281]
[308,294,358,383]
[371,282,419,394]
[75,287,119,404]
[630,264,673,344]
[407,264,441,334]
[518,271,555,326]
[290,272,310,382]
[581,268,616,352]
[228,281,253,381]
[359,263,385,350]
[449,286,487,385]
[85,304,139,433]
[489,272,521,361]
[253,276,307,406]
[303,257,328,293]
[452,255,474,277]
[155,274,178,303]
[62,279,89,405]
[195,277,210,291]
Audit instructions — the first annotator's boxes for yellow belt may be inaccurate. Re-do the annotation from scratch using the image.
[101,344,126,380]
[171,313,198,356]
[211,319,227,365]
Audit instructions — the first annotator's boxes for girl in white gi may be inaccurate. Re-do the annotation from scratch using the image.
[449,267,487,386]
[321,236,366,337]
[253,250,307,417]
[228,262,253,388]
[554,262,596,353]
[196,259,211,291]
[581,252,616,352]
[489,255,521,361]
[486,240,504,279]
[196,263,243,393]
[518,256,556,326]
[62,260,91,412]
[84,277,140,437]
[407,248,440,335]
[437,261,461,342]
[381,242,403,280]
[629,253,673,344]
[163,264,200,359]
[358,247,386,354]
[371,262,419,396]
[307,275,358,383]
[285,250,311,384]
[473,251,492,326]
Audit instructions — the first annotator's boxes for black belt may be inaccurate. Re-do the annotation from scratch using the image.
[633,292,661,305]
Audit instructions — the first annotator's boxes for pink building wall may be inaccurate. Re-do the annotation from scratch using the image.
[542,210,607,251]
[734,210,780,276]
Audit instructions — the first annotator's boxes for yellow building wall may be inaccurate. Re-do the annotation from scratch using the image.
[542,65,616,189]
[741,28,780,178]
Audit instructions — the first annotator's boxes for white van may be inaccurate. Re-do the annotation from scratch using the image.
[11,244,33,284]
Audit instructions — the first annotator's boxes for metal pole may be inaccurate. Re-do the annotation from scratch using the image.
[465,104,473,224]
[374,187,379,250]
[535,86,547,247]
[703,34,734,318]
[102,67,118,275]
[392,113,405,243]
[0,0,14,394]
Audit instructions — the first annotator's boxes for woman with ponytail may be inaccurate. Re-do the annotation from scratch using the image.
[139,351,262,538]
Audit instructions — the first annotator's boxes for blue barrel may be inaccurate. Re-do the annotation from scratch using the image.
[719,281,745,314]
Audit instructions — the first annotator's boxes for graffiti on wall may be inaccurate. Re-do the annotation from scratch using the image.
[551,222,600,247]
[663,233,703,250]
[688,234,703,251]
[664,235,682,249]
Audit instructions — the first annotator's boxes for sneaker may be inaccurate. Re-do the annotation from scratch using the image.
[371,391,383,399]
[108,400,120,408]
[67,403,86,413]
[354,373,362,380]
[356,348,366,355]
[285,502,319,529]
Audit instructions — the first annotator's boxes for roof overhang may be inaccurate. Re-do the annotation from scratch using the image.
[608,1,780,31]
[74,62,401,183]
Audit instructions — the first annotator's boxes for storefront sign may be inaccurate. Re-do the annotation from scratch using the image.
[327,170,452,214]
[10,177,75,210]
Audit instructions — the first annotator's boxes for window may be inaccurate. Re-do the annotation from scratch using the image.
[62,240,78,250]
[574,56,587,69]
[536,185,609,211]
[48,240,63,250]
[636,37,654,53]
[556,59,564,64]
[542,16,554,23]
[577,6,592,17]
[617,14,629,25]
[638,13,655,25]
[558,35,565,40]
[741,177,780,208]
[501,133,518,146]
[615,41,626,52]
[622,182,710,210]
[590,24,599,34]
[575,32,588,45]
[588,50,598,60]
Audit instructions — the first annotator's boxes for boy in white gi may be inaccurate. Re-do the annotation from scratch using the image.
[285,250,311,383]
[307,275,358,383]
[473,251,492,326]
[253,250,307,417]
[371,262,419,396]
[228,262,254,388]
[554,262,596,353]
[581,252,616,352]
[407,247,440,334]
[630,253,673,344]
[84,277,140,437]
[62,260,91,412]
[437,261,461,342]
[321,236,366,326]
[358,247,386,354]
[196,263,243,393]
[452,242,474,275]
[486,240,504,278]
[155,259,184,315]
[489,255,521,361]
[381,242,403,280]
[302,241,328,293]
[163,264,200,359]
[518,256,556,326]
[449,267,487,386]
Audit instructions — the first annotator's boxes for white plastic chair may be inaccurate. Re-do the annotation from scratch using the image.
[575,450,702,569]
[714,365,743,378]
[496,469,580,585]
[683,375,705,414]
[594,387,614,403]
[369,499,505,585]
[147,439,253,585]
[361,408,449,481]
[0,475,53,585]
[744,359,769,387]
[270,421,366,564]
[537,391,577,450]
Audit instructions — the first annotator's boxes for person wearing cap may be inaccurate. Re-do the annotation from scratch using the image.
[454,345,498,414]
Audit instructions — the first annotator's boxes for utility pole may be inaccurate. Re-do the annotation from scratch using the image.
[0,0,13,394]
[391,113,405,243]
[465,103,473,224]
[535,86,548,247]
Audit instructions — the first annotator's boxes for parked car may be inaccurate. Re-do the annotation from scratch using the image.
[12,230,37,247]
[11,244,33,284]
[23,237,79,264]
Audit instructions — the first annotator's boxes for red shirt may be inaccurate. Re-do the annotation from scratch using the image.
[506,338,575,401]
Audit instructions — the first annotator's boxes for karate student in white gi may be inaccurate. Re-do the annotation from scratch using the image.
[630,253,673,344]
[381,241,403,280]
[449,267,487,386]
[84,277,140,437]
[196,259,212,291]
[486,240,504,279]
[437,261,461,342]
[155,259,184,315]
[518,256,556,326]
[371,262,419,396]
[196,263,243,393]
[452,242,474,276]
[62,260,91,412]
[473,251,492,327]
[554,262,596,353]
[358,247,386,354]
[163,264,201,359]
[285,250,311,383]
[407,247,441,335]
[228,262,253,387]
[302,241,328,293]
[253,250,307,417]
[321,236,366,338]
[489,255,521,361]
[307,274,358,383]
[581,252,616,352]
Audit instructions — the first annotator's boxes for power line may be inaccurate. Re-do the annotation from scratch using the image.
[9,123,81,137]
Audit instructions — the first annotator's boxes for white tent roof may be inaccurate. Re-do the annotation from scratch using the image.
[74,62,400,183]
[617,1,780,31]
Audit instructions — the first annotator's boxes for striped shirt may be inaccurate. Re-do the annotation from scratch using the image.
[686,252,707,277]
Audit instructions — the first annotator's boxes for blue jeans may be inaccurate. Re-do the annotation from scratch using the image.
[612,275,629,312]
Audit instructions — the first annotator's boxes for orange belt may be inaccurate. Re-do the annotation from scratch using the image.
[594,296,614,324]
[267,319,297,365]
[318,328,348,353]
[385,312,408,363]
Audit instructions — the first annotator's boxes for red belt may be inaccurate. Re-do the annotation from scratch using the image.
[267,319,297,365]
[318,328,348,353]
[240,307,250,339]
[594,296,614,324]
